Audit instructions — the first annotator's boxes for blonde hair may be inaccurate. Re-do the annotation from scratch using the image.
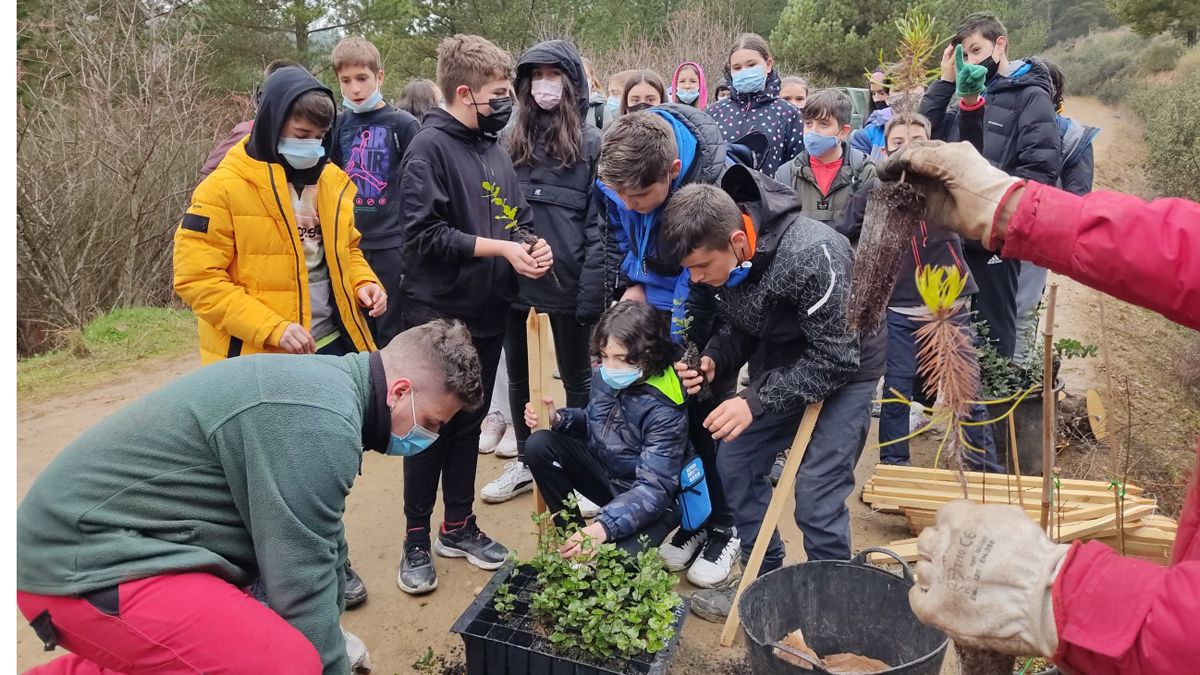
[332,37,382,74]
[436,34,514,104]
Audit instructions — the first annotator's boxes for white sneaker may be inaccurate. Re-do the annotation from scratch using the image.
[481,461,534,503]
[494,432,519,458]
[659,527,707,572]
[908,402,930,433]
[687,526,740,588]
[576,492,600,518]
[479,411,508,454]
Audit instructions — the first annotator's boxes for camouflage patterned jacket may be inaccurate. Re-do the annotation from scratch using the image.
[553,369,687,542]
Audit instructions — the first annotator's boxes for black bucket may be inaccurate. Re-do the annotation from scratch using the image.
[738,548,949,674]
[988,381,1064,477]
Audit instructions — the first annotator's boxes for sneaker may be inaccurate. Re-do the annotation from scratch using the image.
[481,461,534,503]
[479,411,508,454]
[687,526,740,588]
[343,559,368,608]
[576,492,600,518]
[494,433,519,459]
[659,527,707,572]
[690,578,739,623]
[768,450,787,486]
[398,530,438,595]
[434,515,509,570]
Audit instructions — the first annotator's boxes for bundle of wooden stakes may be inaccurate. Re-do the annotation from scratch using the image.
[862,464,1178,565]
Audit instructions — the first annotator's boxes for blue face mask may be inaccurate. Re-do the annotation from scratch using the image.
[386,388,440,457]
[726,260,752,287]
[731,65,766,94]
[606,96,620,112]
[676,88,700,104]
[600,365,642,390]
[343,89,383,113]
[803,131,840,157]
[277,137,325,169]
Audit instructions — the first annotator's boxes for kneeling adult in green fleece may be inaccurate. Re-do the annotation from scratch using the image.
[16,320,483,675]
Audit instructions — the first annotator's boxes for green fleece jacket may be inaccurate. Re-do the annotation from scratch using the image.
[17,352,383,675]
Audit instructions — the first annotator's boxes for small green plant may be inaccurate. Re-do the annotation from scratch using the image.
[1054,338,1099,360]
[483,180,561,287]
[671,300,710,400]
[412,646,436,673]
[499,504,682,661]
[870,9,944,114]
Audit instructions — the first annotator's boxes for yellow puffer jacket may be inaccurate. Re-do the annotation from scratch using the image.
[174,139,379,363]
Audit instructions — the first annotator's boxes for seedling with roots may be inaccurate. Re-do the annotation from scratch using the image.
[483,180,561,288]
[867,9,944,114]
[672,300,711,401]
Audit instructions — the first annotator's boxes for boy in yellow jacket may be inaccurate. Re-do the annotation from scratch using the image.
[175,66,386,364]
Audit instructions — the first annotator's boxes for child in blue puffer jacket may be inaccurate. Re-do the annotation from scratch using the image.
[524,301,688,558]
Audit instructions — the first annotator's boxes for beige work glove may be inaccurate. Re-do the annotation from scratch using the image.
[909,500,1069,657]
[343,628,373,674]
[876,140,1023,249]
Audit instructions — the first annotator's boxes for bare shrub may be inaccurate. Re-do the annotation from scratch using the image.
[17,0,228,355]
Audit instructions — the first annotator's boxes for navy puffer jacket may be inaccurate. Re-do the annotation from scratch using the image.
[706,69,805,175]
[552,369,687,541]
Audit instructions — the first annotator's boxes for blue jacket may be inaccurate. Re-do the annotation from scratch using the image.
[553,369,687,542]
[596,104,727,328]
[1057,115,1099,197]
[850,108,892,160]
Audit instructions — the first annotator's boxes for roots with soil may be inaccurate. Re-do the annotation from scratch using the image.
[847,180,925,334]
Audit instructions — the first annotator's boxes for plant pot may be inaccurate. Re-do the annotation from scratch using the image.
[738,548,949,674]
[987,380,1064,477]
[451,562,688,675]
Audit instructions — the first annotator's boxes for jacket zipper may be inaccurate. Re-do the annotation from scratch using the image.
[268,164,307,329]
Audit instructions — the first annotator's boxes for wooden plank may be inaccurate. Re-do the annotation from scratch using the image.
[1054,503,1155,542]
[862,485,1113,511]
[861,492,1121,525]
[865,476,1130,503]
[721,401,824,648]
[870,465,1144,494]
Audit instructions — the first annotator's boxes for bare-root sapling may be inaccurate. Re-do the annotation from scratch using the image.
[846,180,925,334]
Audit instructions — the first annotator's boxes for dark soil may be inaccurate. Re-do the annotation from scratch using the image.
[847,180,925,334]
[681,340,711,401]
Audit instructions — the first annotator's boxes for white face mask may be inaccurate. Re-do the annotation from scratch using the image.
[277,137,325,169]
[531,78,563,111]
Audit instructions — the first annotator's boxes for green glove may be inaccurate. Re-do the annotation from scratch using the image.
[955,44,987,97]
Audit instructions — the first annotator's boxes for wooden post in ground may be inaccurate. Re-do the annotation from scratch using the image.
[526,308,554,537]
[1040,284,1059,535]
[720,401,824,648]
[1096,292,1124,553]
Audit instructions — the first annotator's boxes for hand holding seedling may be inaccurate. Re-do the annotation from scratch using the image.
[704,395,753,441]
[523,397,558,429]
[954,44,987,99]
[278,322,315,354]
[877,140,1023,249]
[909,500,1067,658]
[503,240,546,279]
[558,521,607,559]
[355,283,387,317]
[674,356,714,396]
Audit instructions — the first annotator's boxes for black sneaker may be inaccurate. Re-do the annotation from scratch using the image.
[768,450,787,486]
[434,515,508,570]
[397,529,438,595]
[343,559,368,609]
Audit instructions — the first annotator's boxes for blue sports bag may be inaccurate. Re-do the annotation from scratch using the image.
[677,455,712,531]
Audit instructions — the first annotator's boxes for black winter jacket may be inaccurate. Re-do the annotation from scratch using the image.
[330,104,420,250]
[706,70,805,175]
[508,41,606,322]
[701,165,859,416]
[921,59,1062,187]
[397,108,535,337]
[554,369,687,541]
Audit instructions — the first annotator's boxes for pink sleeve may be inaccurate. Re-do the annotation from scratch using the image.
[1001,181,1200,330]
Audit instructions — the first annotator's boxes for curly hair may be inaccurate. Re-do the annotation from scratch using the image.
[590,302,680,377]
[383,319,483,411]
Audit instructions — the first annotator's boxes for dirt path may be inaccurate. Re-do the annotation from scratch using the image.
[17,95,1186,674]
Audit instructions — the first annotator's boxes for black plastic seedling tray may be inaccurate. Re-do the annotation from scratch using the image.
[451,563,688,675]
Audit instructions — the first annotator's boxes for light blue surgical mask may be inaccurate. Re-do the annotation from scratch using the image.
[676,88,700,104]
[600,365,642,390]
[803,131,840,157]
[606,96,620,113]
[343,90,383,113]
[731,66,766,94]
[277,137,325,169]
[386,389,439,457]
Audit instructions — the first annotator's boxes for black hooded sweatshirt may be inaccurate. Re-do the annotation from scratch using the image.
[245,66,337,188]
[397,107,535,337]
[507,41,605,322]
[702,165,861,417]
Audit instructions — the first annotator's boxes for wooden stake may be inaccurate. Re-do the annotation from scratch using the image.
[720,401,824,648]
[526,309,550,535]
[1096,292,1124,553]
[1040,284,1058,534]
[1009,415,1027,511]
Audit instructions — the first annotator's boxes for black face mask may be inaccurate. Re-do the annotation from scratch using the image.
[472,95,513,136]
[979,55,1000,82]
[626,102,653,114]
[871,99,889,111]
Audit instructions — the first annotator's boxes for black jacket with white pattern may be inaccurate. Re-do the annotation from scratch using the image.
[701,165,860,417]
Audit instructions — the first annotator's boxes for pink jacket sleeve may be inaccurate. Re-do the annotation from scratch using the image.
[199,120,254,180]
[1051,448,1200,674]
[1001,181,1200,330]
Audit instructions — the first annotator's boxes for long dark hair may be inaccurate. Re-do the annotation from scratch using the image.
[590,301,680,377]
[508,65,583,169]
[397,78,441,121]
